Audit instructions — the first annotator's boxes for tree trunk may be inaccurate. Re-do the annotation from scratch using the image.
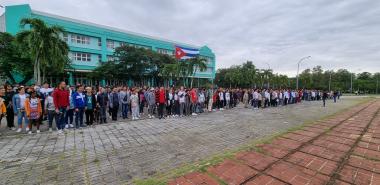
[34,57,38,85]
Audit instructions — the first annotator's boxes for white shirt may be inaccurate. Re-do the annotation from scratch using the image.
[253,92,259,100]
[19,94,26,108]
[284,91,290,99]
[265,91,270,99]
[178,91,186,103]
[219,92,224,100]
[225,92,230,100]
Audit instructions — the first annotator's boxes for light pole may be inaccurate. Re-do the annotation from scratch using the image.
[265,62,271,89]
[296,56,311,90]
[328,70,332,92]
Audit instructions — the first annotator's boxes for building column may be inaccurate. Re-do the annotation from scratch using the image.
[68,72,74,86]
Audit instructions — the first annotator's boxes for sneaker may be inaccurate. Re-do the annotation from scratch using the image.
[49,128,52,132]
[28,131,32,134]
[36,130,40,133]
[132,117,135,120]
[65,124,69,129]
[57,130,63,134]
[151,115,155,118]
[16,128,22,133]
[148,115,152,119]
[69,124,74,128]
[192,113,198,116]
[26,127,30,132]
[11,127,16,131]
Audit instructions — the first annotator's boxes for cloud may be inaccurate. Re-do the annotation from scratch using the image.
[1,0,379,76]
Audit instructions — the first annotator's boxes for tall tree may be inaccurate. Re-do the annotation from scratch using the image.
[0,32,33,84]
[16,18,69,85]
[187,57,207,88]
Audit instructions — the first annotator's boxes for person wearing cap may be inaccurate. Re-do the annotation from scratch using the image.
[25,90,42,134]
[13,86,30,133]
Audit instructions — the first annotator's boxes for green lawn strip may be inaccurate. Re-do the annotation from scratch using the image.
[133,97,371,185]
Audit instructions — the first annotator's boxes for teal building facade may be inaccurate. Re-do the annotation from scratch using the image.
[1,4,216,86]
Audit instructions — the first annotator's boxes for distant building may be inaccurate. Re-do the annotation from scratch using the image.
[1,4,216,86]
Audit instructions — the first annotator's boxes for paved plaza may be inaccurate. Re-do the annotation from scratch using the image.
[170,99,380,185]
[0,97,370,184]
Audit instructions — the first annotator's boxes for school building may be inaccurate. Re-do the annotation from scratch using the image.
[0,4,216,86]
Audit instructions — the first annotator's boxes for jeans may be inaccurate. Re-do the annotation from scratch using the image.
[99,106,107,122]
[121,103,129,119]
[17,110,28,128]
[47,110,58,128]
[148,104,155,116]
[179,102,185,116]
[57,108,67,130]
[191,103,197,113]
[75,107,85,128]
[65,109,74,125]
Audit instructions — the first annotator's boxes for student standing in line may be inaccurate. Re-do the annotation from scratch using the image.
[53,81,70,134]
[25,90,42,134]
[130,89,140,120]
[109,87,120,121]
[44,91,57,132]
[146,88,156,119]
[178,86,186,117]
[96,87,108,124]
[4,85,15,130]
[72,85,86,128]
[13,86,30,133]
[158,86,166,119]
[85,87,96,126]
[65,86,75,129]
[0,86,7,127]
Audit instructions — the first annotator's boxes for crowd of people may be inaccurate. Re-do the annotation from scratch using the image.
[0,81,340,134]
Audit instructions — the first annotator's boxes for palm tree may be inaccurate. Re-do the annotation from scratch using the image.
[16,18,69,85]
[186,57,207,88]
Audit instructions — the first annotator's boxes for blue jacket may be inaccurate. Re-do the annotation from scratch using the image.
[12,93,30,113]
[72,92,86,108]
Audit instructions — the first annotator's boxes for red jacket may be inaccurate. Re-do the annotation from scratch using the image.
[53,88,70,109]
[158,90,166,104]
[190,90,198,103]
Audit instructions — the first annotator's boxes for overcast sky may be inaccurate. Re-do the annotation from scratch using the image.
[1,0,379,76]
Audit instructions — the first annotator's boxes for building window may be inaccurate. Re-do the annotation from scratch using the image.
[71,34,90,44]
[63,33,68,42]
[157,48,174,55]
[107,55,115,62]
[72,52,91,62]
[106,40,114,49]
[98,38,102,47]
[98,55,102,62]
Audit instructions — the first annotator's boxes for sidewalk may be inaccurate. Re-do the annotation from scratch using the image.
[169,100,380,185]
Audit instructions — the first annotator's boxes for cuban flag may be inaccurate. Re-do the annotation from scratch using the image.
[175,46,199,60]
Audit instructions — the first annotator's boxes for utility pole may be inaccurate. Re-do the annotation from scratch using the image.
[296,56,311,90]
